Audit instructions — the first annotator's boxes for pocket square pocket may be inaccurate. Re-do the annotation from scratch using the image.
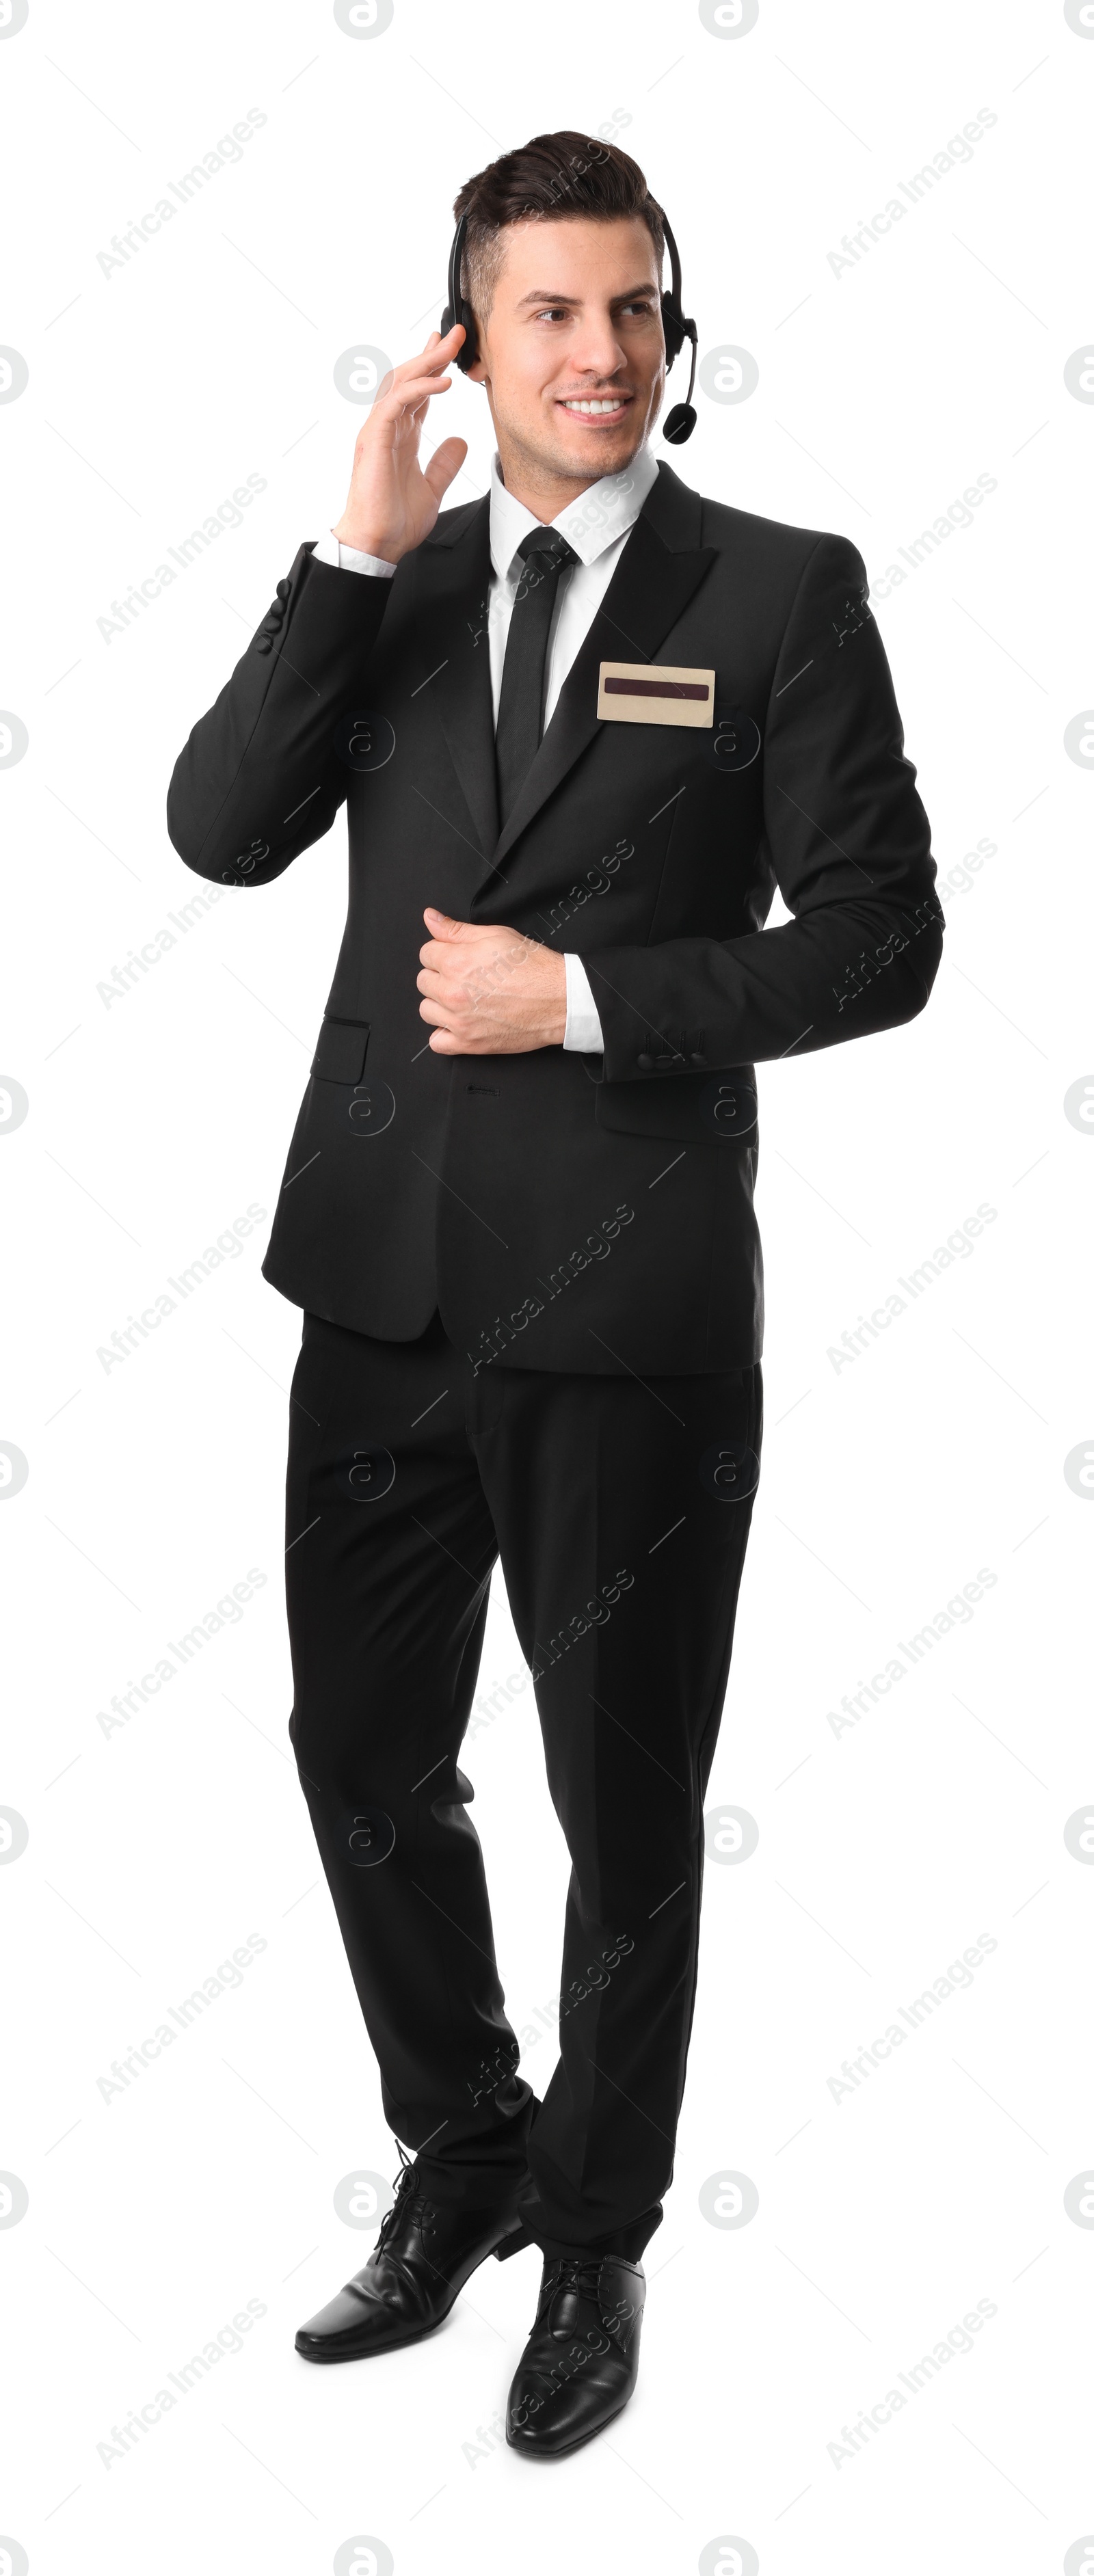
[597,662,716,727]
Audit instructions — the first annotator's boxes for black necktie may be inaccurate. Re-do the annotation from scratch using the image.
[495,528,578,825]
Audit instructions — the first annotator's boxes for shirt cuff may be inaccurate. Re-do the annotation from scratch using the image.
[311,528,397,578]
[563,953,605,1053]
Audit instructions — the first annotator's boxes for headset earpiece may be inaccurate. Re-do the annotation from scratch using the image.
[440,211,478,372]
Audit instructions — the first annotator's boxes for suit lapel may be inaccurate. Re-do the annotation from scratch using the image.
[416,496,500,862]
[412,466,716,887]
[485,464,717,881]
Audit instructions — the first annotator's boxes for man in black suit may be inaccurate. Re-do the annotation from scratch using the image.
[168,131,942,2458]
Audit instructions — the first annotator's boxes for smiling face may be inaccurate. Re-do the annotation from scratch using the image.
[466,213,666,510]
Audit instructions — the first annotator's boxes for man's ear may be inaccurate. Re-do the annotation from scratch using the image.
[464,310,489,386]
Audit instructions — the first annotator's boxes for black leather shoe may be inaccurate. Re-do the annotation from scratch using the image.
[505,2251,645,2456]
[295,2149,528,2363]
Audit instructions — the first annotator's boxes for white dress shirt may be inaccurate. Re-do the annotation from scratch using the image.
[311,444,660,1054]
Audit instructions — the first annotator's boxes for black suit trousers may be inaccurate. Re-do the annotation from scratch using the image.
[284,1305,761,2260]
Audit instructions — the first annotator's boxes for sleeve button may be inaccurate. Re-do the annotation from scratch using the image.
[637,1051,654,1070]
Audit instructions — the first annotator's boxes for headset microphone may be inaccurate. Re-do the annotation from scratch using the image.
[656,213,698,444]
[440,204,699,444]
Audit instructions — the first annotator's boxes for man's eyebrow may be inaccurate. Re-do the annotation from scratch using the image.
[514,281,659,310]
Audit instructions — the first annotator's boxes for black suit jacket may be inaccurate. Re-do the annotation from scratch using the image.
[166,461,942,1374]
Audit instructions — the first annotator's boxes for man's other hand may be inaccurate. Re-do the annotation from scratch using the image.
[417,909,568,1054]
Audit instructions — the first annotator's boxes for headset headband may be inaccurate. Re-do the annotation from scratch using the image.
[440,198,698,444]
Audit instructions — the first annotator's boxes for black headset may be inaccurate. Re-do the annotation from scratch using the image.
[440,206,698,444]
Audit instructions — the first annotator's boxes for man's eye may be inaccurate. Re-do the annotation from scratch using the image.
[531,299,656,323]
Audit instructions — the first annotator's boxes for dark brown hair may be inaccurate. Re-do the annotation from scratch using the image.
[453,133,665,327]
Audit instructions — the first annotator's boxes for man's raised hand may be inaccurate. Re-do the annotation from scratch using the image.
[331,325,469,565]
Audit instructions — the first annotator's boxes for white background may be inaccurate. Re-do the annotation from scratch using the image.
[1,2,1091,2570]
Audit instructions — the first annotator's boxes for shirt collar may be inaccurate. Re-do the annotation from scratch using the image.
[488,445,659,585]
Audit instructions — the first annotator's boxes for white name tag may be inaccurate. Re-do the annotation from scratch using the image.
[597,661,716,728]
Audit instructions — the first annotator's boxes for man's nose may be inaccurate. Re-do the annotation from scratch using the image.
[565,327,628,381]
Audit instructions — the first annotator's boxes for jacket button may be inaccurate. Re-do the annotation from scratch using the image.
[690,1051,707,1068]
[637,1051,654,1070]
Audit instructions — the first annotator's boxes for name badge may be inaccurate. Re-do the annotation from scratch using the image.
[597,661,715,728]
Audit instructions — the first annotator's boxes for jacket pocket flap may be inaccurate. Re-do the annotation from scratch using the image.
[311,1016,370,1084]
[594,1069,757,1146]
